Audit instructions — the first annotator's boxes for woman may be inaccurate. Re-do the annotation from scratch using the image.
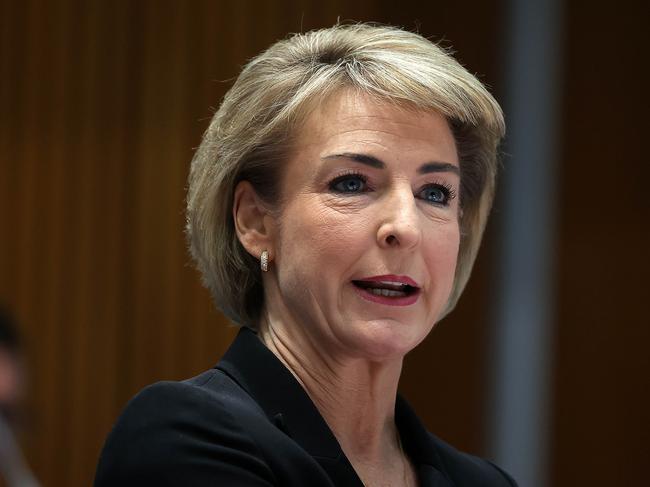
[95,24,514,486]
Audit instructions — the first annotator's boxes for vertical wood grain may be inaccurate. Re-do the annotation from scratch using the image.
[4,2,644,487]
[0,1,499,485]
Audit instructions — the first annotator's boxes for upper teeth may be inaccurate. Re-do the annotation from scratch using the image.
[378,281,405,287]
[370,288,405,297]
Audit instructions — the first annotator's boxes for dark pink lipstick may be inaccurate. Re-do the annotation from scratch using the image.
[351,274,421,306]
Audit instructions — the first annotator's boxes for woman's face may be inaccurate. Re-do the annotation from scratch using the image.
[265,90,460,362]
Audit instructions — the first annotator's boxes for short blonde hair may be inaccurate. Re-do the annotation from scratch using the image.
[187,23,505,327]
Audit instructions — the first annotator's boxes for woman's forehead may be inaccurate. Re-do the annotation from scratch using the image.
[290,90,458,166]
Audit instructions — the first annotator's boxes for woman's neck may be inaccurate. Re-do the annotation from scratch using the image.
[258,313,403,462]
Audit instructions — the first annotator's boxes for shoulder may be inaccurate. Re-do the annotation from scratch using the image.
[430,434,517,487]
[94,370,277,486]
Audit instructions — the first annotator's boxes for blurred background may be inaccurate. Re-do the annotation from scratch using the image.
[0,0,647,486]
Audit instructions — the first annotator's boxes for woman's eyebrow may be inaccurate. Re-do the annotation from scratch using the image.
[322,152,385,168]
[322,152,459,175]
[418,162,460,175]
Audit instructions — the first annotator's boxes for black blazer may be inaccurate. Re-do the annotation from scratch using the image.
[95,328,516,486]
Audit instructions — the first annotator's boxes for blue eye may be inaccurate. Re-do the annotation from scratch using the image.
[330,174,367,193]
[419,185,451,205]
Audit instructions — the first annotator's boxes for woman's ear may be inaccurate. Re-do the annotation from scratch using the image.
[233,180,275,260]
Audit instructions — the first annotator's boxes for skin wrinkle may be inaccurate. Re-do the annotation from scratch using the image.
[261,304,402,458]
[261,298,392,451]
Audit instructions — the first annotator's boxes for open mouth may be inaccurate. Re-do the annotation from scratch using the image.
[351,280,419,298]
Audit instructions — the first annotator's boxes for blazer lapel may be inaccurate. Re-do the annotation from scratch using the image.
[216,327,364,486]
[396,395,456,487]
[217,328,455,487]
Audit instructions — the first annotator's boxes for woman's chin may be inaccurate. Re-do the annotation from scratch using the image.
[338,319,428,362]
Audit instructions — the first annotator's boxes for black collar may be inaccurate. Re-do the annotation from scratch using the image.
[216,327,454,486]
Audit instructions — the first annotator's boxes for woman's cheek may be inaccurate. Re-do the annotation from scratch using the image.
[325,213,370,254]
[291,199,368,253]
[425,224,460,288]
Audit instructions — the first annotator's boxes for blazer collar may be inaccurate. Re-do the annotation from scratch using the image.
[216,327,454,487]
[395,395,456,486]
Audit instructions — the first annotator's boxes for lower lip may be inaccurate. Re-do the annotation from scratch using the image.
[353,285,420,306]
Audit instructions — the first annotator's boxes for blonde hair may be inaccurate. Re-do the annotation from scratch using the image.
[186,23,505,327]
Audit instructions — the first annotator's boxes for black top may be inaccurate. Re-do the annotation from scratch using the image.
[95,327,516,486]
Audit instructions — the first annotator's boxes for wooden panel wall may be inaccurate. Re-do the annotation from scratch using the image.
[0,1,503,485]
[550,0,650,485]
[3,1,645,487]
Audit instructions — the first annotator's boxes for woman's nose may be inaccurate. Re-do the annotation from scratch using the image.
[376,187,422,250]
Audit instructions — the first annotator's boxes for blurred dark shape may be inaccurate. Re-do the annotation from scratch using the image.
[0,309,22,425]
[0,308,39,487]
